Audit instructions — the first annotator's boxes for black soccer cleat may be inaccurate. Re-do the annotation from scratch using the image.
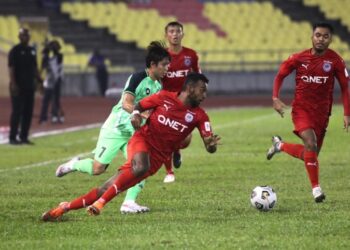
[314,193,326,203]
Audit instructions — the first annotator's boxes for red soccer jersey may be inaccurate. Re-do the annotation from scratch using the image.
[273,48,350,116]
[162,47,201,92]
[137,90,213,154]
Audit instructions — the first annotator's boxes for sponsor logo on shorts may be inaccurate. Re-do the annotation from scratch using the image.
[145,88,150,95]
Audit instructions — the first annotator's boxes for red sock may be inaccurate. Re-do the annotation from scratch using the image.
[164,157,174,175]
[303,151,319,188]
[98,168,145,204]
[68,188,99,210]
[281,143,304,160]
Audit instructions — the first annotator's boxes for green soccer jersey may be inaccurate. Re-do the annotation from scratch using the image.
[101,70,162,136]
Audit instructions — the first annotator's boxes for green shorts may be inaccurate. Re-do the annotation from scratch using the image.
[93,128,131,164]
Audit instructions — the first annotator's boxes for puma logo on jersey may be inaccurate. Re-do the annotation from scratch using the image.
[301,75,328,84]
[163,104,170,111]
[158,114,188,132]
[301,64,309,69]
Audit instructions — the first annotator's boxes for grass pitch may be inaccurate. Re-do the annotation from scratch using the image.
[0,106,349,249]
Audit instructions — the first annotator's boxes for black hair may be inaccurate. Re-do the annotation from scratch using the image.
[145,41,170,68]
[165,21,184,33]
[313,22,334,34]
[182,73,209,91]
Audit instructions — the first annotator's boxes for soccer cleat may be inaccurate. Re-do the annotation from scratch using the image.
[266,136,282,160]
[120,201,150,214]
[163,173,175,183]
[312,187,326,203]
[87,201,104,216]
[41,202,69,222]
[55,157,80,177]
[173,151,182,168]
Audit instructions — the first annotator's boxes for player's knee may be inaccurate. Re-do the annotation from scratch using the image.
[304,139,317,151]
[132,159,149,177]
[93,163,107,175]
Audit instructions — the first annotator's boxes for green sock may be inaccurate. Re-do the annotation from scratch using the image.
[72,158,94,175]
[124,180,146,202]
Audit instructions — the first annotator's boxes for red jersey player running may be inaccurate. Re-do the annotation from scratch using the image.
[162,21,201,183]
[42,73,220,221]
[267,22,350,203]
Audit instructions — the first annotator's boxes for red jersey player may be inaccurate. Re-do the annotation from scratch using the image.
[266,22,350,203]
[162,21,201,183]
[42,73,220,221]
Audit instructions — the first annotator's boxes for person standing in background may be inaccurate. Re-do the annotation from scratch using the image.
[8,28,42,145]
[88,49,109,96]
[39,40,64,124]
[161,21,201,183]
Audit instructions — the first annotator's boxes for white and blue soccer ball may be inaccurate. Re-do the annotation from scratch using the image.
[250,186,277,211]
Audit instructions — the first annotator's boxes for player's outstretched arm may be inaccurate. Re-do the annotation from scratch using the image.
[272,97,287,118]
[344,116,350,132]
[203,134,221,153]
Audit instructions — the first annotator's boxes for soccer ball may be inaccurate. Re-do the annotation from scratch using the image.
[250,186,277,211]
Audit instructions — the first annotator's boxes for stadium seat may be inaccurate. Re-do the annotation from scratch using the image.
[60,1,350,71]
[0,14,89,70]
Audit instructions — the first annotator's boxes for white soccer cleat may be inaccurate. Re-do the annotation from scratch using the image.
[266,136,282,160]
[163,173,175,183]
[120,201,150,214]
[55,157,80,177]
[312,186,326,203]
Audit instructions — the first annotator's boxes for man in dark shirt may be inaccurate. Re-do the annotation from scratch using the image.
[8,28,42,145]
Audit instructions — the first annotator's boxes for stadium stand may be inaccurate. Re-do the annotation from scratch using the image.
[61,1,350,71]
[1,0,350,72]
[0,0,144,71]
[303,0,350,32]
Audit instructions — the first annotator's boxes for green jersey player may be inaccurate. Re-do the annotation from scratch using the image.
[55,41,170,213]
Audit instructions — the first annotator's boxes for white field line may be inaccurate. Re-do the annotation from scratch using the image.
[0,112,276,173]
[213,112,276,130]
[0,123,102,144]
[0,152,91,173]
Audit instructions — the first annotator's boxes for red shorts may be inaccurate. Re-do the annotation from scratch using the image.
[292,107,329,147]
[119,132,171,176]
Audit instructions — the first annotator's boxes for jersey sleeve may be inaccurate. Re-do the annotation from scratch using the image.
[8,47,15,67]
[334,58,350,115]
[197,110,213,138]
[124,71,146,96]
[272,54,297,98]
[138,91,164,110]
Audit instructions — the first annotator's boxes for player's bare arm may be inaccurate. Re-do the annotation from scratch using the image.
[272,97,287,118]
[344,116,350,132]
[203,134,221,153]
[123,93,150,119]
[130,103,145,130]
[122,93,136,113]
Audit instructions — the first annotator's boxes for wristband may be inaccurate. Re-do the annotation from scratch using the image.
[132,110,140,116]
